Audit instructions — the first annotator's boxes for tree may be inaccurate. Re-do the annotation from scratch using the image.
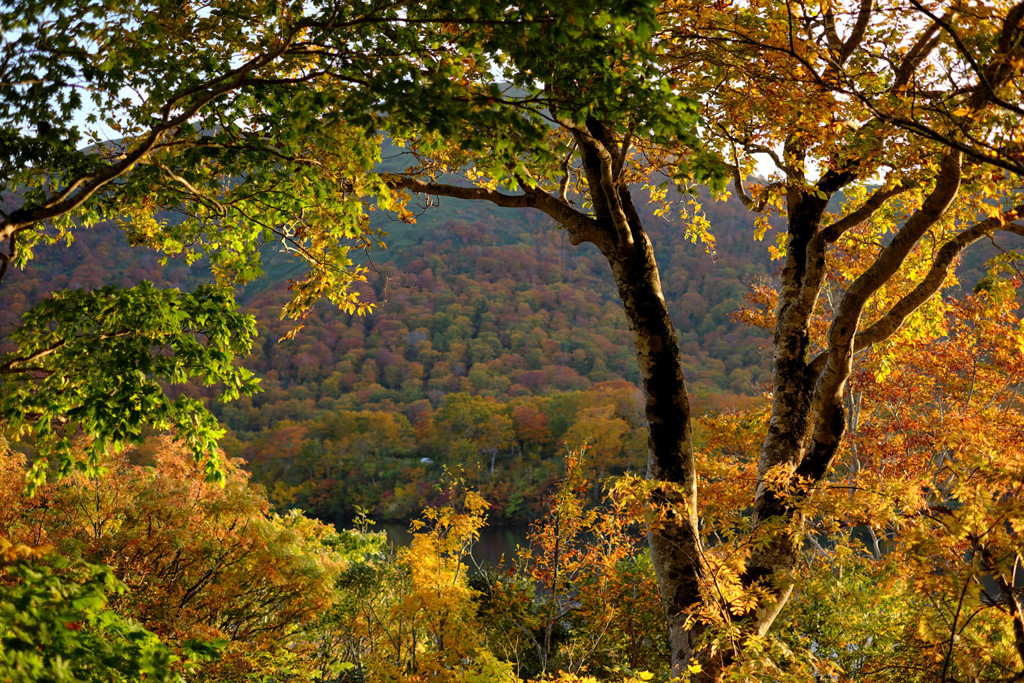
[652,1,1024,675]
[0,0,682,482]
[433,393,515,474]
[327,486,512,682]
[0,0,404,307]
[0,437,355,680]
[361,1,1024,677]
[503,448,666,678]
[0,283,258,484]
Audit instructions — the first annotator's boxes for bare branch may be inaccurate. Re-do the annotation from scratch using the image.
[731,163,765,212]
[821,6,842,55]
[143,160,227,215]
[557,142,576,205]
[892,18,943,91]
[865,109,1024,177]
[0,329,134,375]
[0,230,14,288]
[578,118,634,246]
[730,162,783,213]
[613,126,634,181]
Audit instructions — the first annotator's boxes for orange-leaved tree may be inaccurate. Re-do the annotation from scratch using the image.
[719,273,1024,680]
[0,436,356,680]
[486,447,665,678]
[367,0,1024,677]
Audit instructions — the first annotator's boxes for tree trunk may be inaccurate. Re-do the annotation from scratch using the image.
[392,120,721,678]
[546,117,709,677]
[593,190,705,678]
[738,185,832,635]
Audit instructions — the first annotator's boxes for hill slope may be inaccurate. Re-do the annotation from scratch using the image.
[7,186,1015,522]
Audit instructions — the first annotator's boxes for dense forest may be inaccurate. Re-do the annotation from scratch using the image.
[2,189,778,524]
[4,188,1015,526]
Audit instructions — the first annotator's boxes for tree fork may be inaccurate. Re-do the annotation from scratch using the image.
[558,135,707,674]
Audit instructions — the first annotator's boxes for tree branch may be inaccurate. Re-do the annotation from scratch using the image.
[0,39,298,244]
[143,160,227,216]
[819,181,913,242]
[821,6,842,56]
[892,18,944,91]
[582,117,635,246]
[557,141,576,205]
[839,0,873,64]
[0,230,14,288]
[828,153,961,349]
[383,175,607,249]
[0,329,134,376]
[730,163,782,213]
[792,153,963,494]
[809,203,1024,376]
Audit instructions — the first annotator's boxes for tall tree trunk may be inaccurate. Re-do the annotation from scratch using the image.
[571,115,706,674]
[593,190,705,678]
[739,185,832,634]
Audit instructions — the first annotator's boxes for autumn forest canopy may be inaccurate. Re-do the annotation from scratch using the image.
[1,0,1024,681]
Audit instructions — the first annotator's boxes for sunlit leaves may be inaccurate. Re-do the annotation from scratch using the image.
[515,449,666,677]
[0,541,216,682]
[0,284,259,482]
[789,282,1024,679]
[329,483,502,681]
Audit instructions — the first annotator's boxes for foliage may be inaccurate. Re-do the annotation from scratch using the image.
[405,450,667,682]
[1,0,389,315]
[0,0,403,478]
[235,383,650,525]
[0,539,219,682]
[315,454,671,683]
[725,270,1024,679]
[0,438,354,681]
[809,280,1024,681]
[1,283,258,486]
[2,195,771,522]
[323,485,510,682]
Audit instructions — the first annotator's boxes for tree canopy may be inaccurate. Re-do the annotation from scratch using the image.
[2,0,1024,680]
[2,0,696,475]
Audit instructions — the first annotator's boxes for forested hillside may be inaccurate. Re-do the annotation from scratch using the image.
[4,182,1019,527]
[5,185,1018,524]
[2,188,777,522]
